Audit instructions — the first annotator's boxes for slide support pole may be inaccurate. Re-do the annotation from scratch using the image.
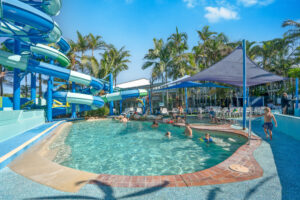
[46,60,54,122]
[31,72,36,104]
[143,98,146,114]
[242,39,247,130]
[185,87,188,114]
[71,82,77,118]
[109,73,114,115]
[13,40,21,110]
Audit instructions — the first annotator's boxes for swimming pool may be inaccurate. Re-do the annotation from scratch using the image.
[185,116,215,125]
[52,120,247,176]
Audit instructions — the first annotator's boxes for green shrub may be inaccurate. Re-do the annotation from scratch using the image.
[85,106,109,117]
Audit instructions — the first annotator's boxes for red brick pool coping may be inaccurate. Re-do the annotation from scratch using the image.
[90,124,263,188]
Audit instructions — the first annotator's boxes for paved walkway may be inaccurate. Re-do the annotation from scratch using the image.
[0,119,299,200]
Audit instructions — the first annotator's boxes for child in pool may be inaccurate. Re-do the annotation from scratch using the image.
[165,131,171,138]
[203,133,213,143]
[184,123,193,138]
[261,107,277,140]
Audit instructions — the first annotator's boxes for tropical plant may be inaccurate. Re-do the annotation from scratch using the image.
[87,33,105,57]
[282,19,300,42]
[142,38,172,84]
[76,31,89,57]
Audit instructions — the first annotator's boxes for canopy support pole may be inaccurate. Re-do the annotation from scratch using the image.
[185,87,188,114]
[242,39,247,130]
[109,73,114,116]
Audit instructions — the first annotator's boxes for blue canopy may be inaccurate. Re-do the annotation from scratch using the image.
[159,81,229,90]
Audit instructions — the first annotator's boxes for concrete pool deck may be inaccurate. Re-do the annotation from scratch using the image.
[0,119,299,199]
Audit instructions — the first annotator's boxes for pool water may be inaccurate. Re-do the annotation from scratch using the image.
[53,120,247,176]
[186,116,214,125]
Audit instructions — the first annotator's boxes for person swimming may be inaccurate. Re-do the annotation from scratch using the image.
[120,116,128,123]
[177,117,185,124]
[203,133,213,143]
[151,120,159,128]
[184,123,193,138]
[165,131,171,138]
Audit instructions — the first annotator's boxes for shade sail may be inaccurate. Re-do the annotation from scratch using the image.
[159,81,229,90]
[181,46,285,87]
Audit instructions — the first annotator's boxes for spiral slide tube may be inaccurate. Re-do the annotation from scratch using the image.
[0,0,147,112]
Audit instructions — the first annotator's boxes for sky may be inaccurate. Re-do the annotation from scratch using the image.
[55,0,300,84]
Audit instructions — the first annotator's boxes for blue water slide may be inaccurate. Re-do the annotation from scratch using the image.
[57,37,70,53]
[0,0,147,111]
[1,0,54,33]
[52,91,105,107]
[27,58,104,90]
[18,0,62,16]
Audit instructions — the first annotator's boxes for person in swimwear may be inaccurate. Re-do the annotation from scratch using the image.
[261,107,277,140]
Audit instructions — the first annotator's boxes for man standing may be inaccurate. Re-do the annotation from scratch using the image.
[281,92,289,114]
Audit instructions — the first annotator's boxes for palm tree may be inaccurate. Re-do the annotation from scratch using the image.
[167,27,190,80]
[97,45,130,86]
[142,38,172,84]
[76,31,89,57]
[197,25,217,43]
[110,46,131,86]
[67,39,79,71]
[87,33,105,57]
[255,38,294,76]
[194,26,228,68]
[282,20,300,42]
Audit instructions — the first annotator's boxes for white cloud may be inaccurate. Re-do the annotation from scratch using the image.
[204,7,239,23]
[183,0,198,8]
[238,0,274,7]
